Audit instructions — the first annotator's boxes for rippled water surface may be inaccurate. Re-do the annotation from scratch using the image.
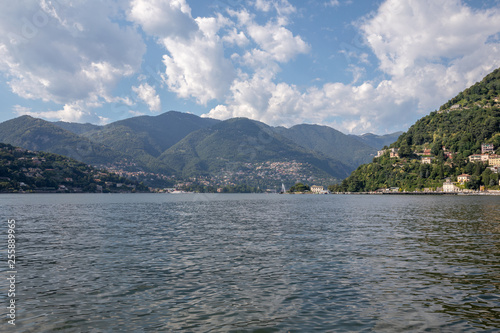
[1,193,500,332]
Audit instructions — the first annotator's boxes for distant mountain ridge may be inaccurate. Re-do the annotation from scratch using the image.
[0,110,401,185]
[83,111,219,155]
[53,121,102,135]
[158,117,352,179]
[351,132,403,150]
[274,124,378,169]
[0,116,126,166]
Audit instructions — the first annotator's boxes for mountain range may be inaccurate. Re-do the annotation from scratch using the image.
[0,110,400,186]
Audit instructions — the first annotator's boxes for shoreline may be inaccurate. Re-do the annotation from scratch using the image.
[332,191,500,196]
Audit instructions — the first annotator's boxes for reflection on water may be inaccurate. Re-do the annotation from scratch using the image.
[1,194,500,332]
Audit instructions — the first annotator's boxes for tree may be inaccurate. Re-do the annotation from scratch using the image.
[289,182,310,193]
[347,177,362,192]
[482,168,492,187]
[398,144,412,158]
[431,141,442,156]
[466,176,480,190]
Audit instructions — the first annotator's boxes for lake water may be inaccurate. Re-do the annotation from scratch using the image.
[1,193,500,332]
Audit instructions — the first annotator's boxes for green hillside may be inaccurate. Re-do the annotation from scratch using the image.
[81,111,219,156]
[333,67,500,192]
[78,111,218,174]
[274,124,377,169]
[0,143,148,193]
[159,118,352,180]
[1,111,386,188]
[0,116,127,166]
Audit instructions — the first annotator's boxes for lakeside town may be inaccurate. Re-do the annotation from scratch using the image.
[101,160,337,193]
[0,144,147,193]
[4,141,500,195]
[0,144,337,194]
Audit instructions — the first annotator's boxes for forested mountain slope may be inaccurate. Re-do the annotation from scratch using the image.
[333,67,500,192]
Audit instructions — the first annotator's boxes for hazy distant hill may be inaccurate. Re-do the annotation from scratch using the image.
[351,132,403,150]
[159,118,352,179]
[274,124,378,169]
[53,121,102,135]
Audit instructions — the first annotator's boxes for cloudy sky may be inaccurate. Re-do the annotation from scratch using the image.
[1,0,500,134]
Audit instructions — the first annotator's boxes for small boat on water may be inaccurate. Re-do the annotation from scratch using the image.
[279,183,286,194]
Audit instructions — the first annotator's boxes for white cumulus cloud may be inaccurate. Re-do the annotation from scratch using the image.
[128,0,197,38]
[133,83,161,112]
[129,0,235,105]
[246,21,310,63]
[360,0,500,114]
[14,102,110,124]
[206,0,500,134]
[0,0,146,122]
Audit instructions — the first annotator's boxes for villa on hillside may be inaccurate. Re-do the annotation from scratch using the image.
[489,155,500,167]
[390,151,399,158]
[468,153,499,164]
[421,157,433,164]
[469,154,483,162]
[376,147,399,158]
[482,144,495,154]
[458,174,471,183]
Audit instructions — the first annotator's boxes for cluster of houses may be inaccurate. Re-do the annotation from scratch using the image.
[462,144,500,171]
[441,174,500,193]
[377,144,499,167]
[443,176,470,192]
[443,143,500,192]
[377,143,500,192]
[468,144,500,167]
[376,146,453,164]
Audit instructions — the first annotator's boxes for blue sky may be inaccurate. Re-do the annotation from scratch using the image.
[1,0,500,134]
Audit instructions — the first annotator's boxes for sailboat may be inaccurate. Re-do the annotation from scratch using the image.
[280,183,286,194]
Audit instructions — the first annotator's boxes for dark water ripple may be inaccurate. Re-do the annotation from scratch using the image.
[1,194,500,332]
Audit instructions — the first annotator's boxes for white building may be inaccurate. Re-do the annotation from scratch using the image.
[311,185,325,194]
[421,157,433,164]
[482,144,495,154]
[469,154,483,162]
[443,180,459,193]
[376,147,399,158]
